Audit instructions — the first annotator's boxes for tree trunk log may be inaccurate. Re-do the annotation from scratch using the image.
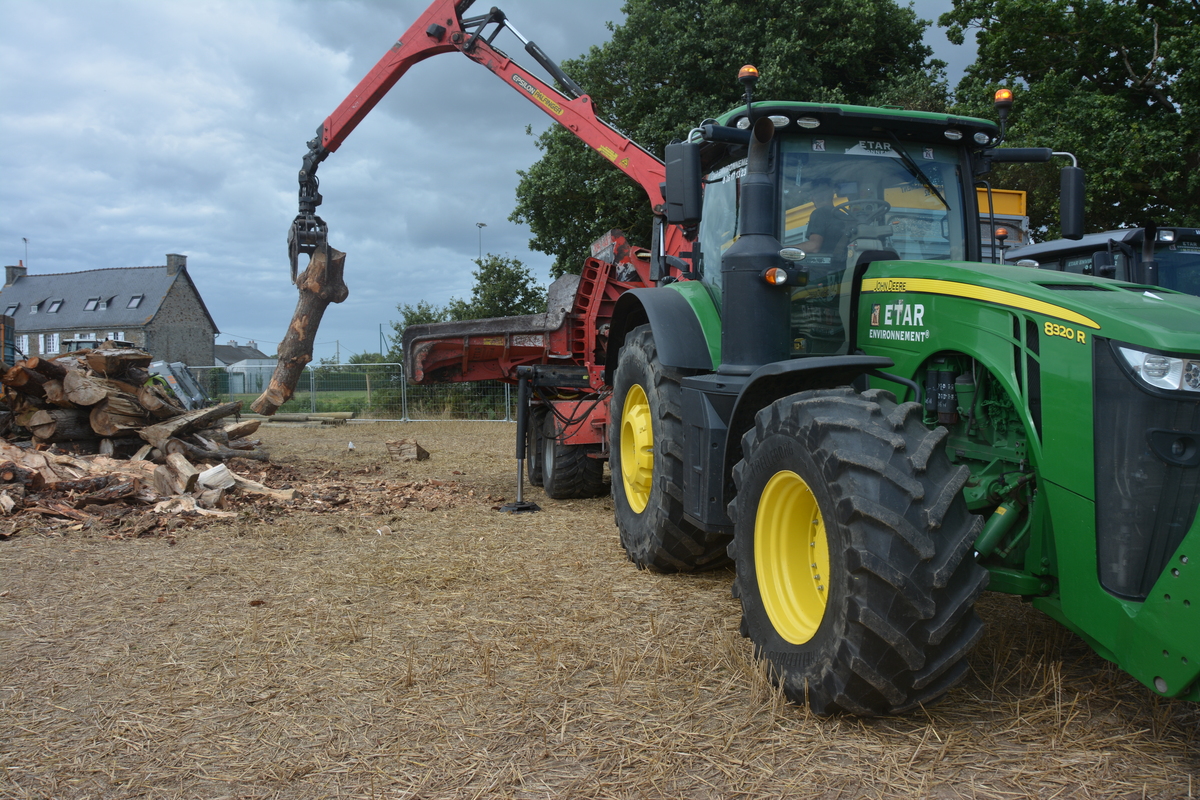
[28,408,94,442]
[25,356,69,381]
[164,436,270,463]
[251,247,347,415]
[138,401,242,451]
[2,365,48,398]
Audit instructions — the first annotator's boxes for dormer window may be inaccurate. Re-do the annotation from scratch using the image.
[4,304,18,316]
[47,300,62,313]
[30,302,39,314]
[127,295,144,309]
[84,297,101,311]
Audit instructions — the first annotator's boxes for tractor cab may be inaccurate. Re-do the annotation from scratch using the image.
[688,101,997,358]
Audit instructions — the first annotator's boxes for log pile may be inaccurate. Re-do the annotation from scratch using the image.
[0,345,291,523]
[2,345,265,460]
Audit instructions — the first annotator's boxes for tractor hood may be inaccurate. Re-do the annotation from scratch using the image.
[862,260,1200,355]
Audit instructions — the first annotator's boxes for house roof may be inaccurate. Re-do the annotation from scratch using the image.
[0,265,218,334]
[214,343,271,364]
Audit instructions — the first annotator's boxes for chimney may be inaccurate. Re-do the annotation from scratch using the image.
[228,339,238,346]
[5,260,27,287]
[166,253,187,275]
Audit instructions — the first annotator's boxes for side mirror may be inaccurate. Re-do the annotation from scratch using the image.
[1060,166,1085,240]
[664,141,702,227]
[1092,250,1115,278]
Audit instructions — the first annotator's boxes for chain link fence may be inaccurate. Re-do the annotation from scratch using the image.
[189,363,515,421]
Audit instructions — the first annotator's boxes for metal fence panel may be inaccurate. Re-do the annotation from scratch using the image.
[189,363,514,421]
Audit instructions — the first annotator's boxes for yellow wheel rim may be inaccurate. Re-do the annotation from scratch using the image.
[620,384,654,513]
[755,470,830,644]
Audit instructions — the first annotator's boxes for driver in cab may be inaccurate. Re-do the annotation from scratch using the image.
[798,177,848,255]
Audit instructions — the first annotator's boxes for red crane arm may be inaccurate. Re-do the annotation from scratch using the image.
[290,0,670,276]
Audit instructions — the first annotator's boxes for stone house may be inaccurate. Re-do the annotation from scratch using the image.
[0,254,218,366]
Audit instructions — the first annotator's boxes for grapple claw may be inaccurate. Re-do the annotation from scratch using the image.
[288,213,329,283]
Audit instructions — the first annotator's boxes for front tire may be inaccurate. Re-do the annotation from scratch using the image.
[610,324,730,572]
[729,387,987,714]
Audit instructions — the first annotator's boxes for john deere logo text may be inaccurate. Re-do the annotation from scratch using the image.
[873,279,907,292]
[512,75,564,116]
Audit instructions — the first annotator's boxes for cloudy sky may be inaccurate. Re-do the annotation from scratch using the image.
[0,0,976,363]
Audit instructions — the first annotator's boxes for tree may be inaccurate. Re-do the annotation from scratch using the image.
[386,254,546,358]
[387,299,451,360]
[446,254,547,320]
[511,0,947,276]
[942,0,1199,238]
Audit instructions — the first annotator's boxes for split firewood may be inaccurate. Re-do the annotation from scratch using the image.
[137,384,185,419]
[153,494,236,517]
[196,486,226,509]
[0,491,16,515]
[28,409,94,443]
[165,453,200,493]
[227,468,298,501]
[85,348,153,377]
[131,444,153,461]
[138,401,242,451]
[252,246,347,415]
[224,419,262,439]
[153,464,177,496]
[197,463,236,490]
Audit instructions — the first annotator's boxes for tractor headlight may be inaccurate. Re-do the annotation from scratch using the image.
[1117,345,1200,394]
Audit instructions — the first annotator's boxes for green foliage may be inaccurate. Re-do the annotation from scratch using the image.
[942,0,1199,237]
[387,254,546,358]
[446,254,547,320]
[388,299,452,360]
[511,0,947,276]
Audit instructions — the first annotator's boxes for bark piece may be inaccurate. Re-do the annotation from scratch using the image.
[252,247,347,415]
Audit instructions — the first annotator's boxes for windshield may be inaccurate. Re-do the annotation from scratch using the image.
[697,132,968,356]
[1059,238,1200,295]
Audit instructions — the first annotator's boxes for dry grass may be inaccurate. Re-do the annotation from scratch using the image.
[1,421,1197,799]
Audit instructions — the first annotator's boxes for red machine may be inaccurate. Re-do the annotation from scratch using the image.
[287,0,693,498]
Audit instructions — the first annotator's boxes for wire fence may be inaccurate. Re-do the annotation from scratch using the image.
[189,363,515,422]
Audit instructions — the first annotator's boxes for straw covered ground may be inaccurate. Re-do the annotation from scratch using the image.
[1,421,1197,799]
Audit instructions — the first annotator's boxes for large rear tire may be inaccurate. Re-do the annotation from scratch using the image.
[610,324,730,572]
[542,412,605,499]
[729,387,987,714]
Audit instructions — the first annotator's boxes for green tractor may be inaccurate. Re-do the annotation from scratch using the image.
[606,82,1200,714]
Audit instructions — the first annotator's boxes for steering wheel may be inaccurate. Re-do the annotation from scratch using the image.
[834,199,891,226]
